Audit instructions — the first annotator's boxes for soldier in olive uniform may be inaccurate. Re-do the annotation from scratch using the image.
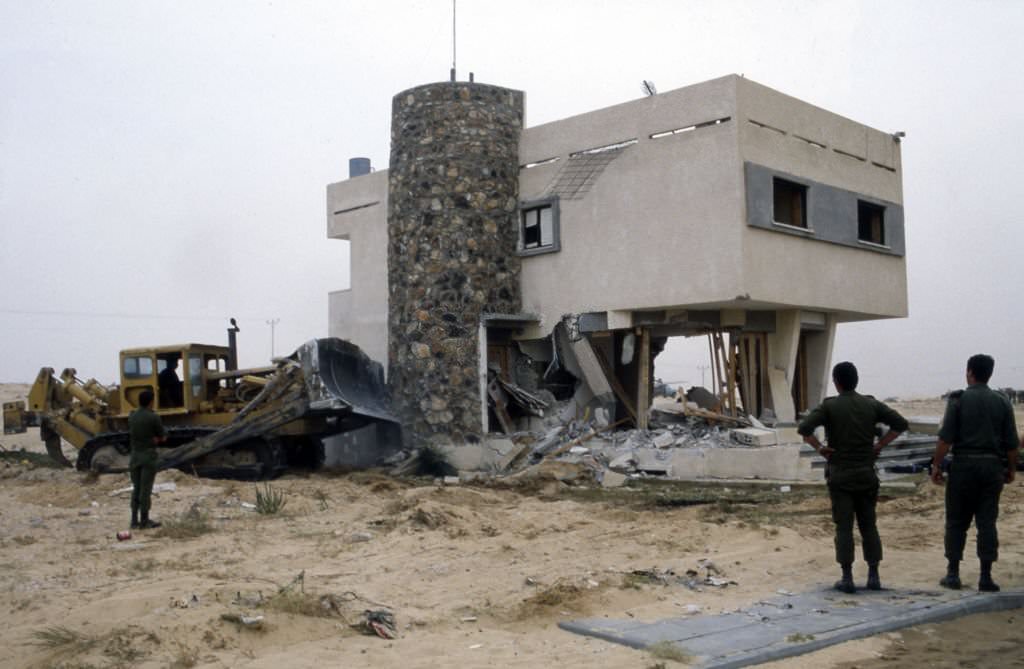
[129,389,167,529]
[931,354,1019,592]
[799,362,908,593]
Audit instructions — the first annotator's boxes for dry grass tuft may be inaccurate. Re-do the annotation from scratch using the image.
[29,625,94,649]
[511,578,592,620]
[155,504,213,540]
[263,590,337,618]
[647,641,692,663]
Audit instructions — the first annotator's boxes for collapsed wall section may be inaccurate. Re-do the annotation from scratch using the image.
[386,82,524,445]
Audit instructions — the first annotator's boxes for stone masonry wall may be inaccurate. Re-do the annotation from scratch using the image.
[387,82,524,446]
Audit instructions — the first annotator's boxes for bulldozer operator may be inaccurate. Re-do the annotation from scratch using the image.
[158,357,183,407]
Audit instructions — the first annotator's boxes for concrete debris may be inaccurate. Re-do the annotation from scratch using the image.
[652,432,676,448]
[600,470,627,488]
[731,427,778,446]
[221,612,264,629]
[608,452,636,472]
[108,481,177,497]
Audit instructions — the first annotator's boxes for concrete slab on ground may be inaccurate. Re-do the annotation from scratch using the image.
[559,586,1024,668]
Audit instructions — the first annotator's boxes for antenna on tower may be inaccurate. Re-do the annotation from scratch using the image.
[450,0,457,82]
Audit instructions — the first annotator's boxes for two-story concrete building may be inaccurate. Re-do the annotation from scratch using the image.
[327,75,906,446]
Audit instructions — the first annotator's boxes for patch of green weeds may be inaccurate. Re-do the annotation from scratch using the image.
[0,449,62,468]
[255,483,287,515]
[787,632,816,643]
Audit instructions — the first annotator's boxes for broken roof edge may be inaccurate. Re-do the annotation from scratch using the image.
[481,312,542,328]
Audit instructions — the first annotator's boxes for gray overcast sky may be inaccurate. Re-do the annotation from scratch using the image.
[2,0,1022,397]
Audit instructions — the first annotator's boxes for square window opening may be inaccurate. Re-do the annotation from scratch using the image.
[858,200,885,245]
[773,178,808,228]
[519,200,560,256]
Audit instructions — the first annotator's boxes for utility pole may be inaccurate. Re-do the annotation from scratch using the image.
[697,363,710,387]
[265,318,280,358]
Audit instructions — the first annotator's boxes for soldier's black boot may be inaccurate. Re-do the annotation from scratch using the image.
[139,512,161,530]
[834,564,856,594]
[978,560,1000,592]
[866,563,881,590]
[130,503,140,529]
[939,560,962,590]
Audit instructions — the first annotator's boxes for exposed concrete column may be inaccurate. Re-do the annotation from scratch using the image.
[804,314,838,408]
[766,309,801,424]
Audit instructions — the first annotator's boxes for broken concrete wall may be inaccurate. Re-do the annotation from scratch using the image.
[386,82,524,446]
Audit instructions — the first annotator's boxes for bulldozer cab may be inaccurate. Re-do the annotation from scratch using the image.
[119,344,231,416]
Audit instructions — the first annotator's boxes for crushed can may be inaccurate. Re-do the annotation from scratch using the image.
[116,530,132,541]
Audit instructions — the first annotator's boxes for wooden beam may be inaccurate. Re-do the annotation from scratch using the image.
[486,378,515,434]
[636,327,651,430]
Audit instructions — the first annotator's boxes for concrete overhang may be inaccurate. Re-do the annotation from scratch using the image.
[481,312,542,330]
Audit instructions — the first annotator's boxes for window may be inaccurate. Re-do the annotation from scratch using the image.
[518,198,560,256]
[123,356,153,378]
[189,355,203,399]
[773,177,808,228]
[858,200,885,245]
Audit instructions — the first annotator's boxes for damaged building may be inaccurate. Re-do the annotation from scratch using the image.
[326,74,907,457]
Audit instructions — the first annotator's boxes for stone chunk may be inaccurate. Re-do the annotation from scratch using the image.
[601,470,627,488]
[653,432,676,448]
[730,428,778,446]
[608,452,636,472]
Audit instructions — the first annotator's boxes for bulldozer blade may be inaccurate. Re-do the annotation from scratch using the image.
[292,338,398,426]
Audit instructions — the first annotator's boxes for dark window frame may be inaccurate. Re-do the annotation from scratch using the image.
[518,196,561,256]
[857,199,886,246]
[772,177,809,229]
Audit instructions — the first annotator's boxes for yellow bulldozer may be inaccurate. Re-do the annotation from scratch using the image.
[2,329,400,479]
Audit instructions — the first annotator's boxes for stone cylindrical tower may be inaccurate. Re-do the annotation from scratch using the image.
[387,82,524,446]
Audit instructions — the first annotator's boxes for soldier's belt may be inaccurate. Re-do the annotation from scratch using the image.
[953,452,1000,460]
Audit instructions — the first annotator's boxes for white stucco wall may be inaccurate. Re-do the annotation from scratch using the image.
[734,77,907,319]
[518,75,907,332]
[519,76,745,331]
[325,75,908,358]
[326,169,389,365]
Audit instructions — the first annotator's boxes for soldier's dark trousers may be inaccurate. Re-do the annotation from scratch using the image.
[828,466,882,565]
[130,463,157,518]
[945,457,1004,562]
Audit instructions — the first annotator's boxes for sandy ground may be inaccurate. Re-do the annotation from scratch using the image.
[2,385,1023,668]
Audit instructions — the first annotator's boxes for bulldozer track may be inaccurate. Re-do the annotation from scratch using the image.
[77,427,288,480]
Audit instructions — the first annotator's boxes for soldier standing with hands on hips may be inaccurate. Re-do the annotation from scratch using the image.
[799,362,908,594]
[931,354,1020,591]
